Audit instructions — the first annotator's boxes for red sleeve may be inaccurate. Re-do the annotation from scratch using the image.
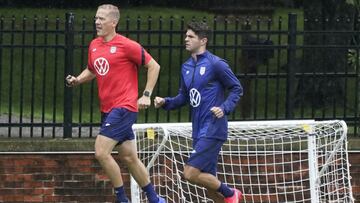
[126,39,152,66]
[87,39,96,73]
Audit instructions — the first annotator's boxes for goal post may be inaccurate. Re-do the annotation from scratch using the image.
[131,120,354,203]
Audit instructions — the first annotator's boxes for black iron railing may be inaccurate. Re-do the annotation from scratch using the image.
[0,13,358,138]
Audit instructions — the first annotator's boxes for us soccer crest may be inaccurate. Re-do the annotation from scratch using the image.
[110,46,117,53]
[200,66,206,75]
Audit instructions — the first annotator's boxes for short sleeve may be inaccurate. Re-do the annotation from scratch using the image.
[87,40,95,72]
[126,40,152,66]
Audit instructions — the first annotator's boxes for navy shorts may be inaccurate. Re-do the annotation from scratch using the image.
[100,108,137,144]
[186,137,225,176]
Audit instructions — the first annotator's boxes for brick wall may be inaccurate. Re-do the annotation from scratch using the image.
[0,154,129,203]
[0,134,359,203]
[350,152,360,203]
[0,152,359,203]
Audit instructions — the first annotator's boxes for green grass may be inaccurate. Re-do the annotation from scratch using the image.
[2,7,357,126]
[0,7,214,124]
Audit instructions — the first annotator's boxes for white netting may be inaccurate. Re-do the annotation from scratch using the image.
[131,120,354,203]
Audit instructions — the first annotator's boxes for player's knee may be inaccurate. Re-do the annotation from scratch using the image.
[94,149,109,162]
[183,168,197,182]
[119,154,137,165]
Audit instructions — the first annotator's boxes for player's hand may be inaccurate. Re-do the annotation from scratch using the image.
[65,75,78,87]
[154,97,165,108]
[210,107,224,118]
[138,96,151,109]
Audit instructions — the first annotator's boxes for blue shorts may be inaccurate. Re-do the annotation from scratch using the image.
[100,108,137,144]
[186,137,225,176]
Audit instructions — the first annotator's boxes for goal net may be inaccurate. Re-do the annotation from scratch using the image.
[131,120,354,203]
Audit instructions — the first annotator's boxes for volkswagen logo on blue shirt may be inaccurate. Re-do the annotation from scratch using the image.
[189,88,201,107]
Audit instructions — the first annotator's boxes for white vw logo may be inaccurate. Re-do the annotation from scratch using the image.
[94,57,109,76]
[189,88,201,107]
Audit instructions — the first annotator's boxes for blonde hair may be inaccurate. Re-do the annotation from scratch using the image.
[98,4,120,23]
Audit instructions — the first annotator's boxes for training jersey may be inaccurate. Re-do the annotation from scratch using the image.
[87,34,152,113]
[163,51,243,141]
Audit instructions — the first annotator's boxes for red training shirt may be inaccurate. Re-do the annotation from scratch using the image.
[87,34,152,113]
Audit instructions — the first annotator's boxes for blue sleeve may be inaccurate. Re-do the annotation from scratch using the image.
[162,74,188,110]
[215,60,243,115]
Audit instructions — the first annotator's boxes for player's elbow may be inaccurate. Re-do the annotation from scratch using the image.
[237,82,244,97]
[154,63,160,76]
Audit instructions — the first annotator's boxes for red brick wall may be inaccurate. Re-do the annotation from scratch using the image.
[0,153,359,203]
[0,154,130,203]
[350,152,360,203]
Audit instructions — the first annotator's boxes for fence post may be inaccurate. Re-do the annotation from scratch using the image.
[63,12,75,138]
[286,13,297,119]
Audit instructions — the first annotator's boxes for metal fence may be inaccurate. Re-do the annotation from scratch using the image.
[0,13,359,138]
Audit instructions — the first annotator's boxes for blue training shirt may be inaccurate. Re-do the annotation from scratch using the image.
[163,51,243,141]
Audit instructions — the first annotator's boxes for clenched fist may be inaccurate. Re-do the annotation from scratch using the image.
[154,97,165,108]
[65,75,79,87]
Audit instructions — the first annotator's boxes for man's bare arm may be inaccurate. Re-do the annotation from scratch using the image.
[65,68,96,87]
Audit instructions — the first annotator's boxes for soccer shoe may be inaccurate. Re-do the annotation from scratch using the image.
[224,188,243,203]
[157,196,166,203]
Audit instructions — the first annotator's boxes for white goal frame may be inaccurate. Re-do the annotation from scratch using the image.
[131,120,354,203]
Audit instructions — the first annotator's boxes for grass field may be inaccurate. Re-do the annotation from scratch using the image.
[4,7,356,125]
[0,6,215,123]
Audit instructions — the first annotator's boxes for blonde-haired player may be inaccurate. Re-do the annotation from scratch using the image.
[66,4,165,203]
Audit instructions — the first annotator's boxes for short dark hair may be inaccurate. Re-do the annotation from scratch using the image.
[187,21,212,41]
